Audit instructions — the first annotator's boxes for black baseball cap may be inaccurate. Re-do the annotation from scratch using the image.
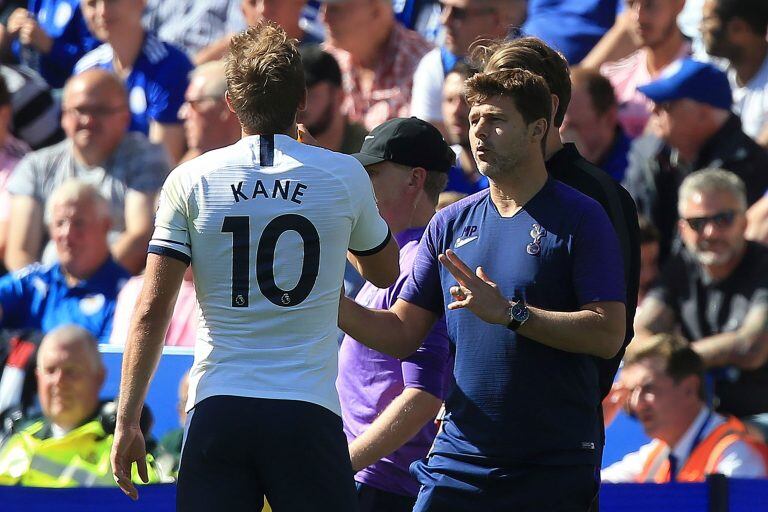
[299,44,342,88]
[352,117,454,173]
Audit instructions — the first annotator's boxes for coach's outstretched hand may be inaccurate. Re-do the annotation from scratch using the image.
[439,249,510,326]
[111,422,149,500]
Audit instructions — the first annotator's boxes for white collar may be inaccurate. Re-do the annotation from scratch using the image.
[669,406,724,463]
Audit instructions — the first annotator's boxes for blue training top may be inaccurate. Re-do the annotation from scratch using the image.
[74,32,193,135]
[0,258,130,343]
[399,178,626,467]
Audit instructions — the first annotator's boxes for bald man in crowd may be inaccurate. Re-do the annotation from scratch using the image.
[4,69,168,275]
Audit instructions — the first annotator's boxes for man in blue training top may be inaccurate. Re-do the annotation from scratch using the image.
[339,68,627,510]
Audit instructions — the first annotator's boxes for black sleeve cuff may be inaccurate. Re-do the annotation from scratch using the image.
[349,229,392,257]
[148,245,191,266]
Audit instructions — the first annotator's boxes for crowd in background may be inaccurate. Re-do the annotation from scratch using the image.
[0,0,766,495]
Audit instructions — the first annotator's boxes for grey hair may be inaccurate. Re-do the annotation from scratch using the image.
[678,168,748,216]
[46,179,111,224]
[189,60,228,98]
[38,324,103,372]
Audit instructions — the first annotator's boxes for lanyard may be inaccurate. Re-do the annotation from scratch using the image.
[670,409,713,480]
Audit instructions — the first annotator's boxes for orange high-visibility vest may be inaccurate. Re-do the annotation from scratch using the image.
[637,416,768,483]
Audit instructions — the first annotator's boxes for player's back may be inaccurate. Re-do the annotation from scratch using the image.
[150,134,389,414]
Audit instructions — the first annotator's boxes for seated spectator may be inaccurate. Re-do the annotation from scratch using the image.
[441,62,487,194]
[637,215,660,306]
[635,169,768,439]
[196,0,319,65]
[0,63,63,149]
[143,0,240,57]
[0,180,130,343]
[75,0,193,163]
[522,0,621,65]
[322,0,432,131]
[602,333,768,482]
[624,59,768,259]
[0,74,29,273]
[5,69,167,275]
[178,60,241,163]
[561,66,631,181]
[298,45,366,154]
[0,325,160,486]
[701,0,768,146]
[600,0,689,138]
[410,0,525,134]
[2,0,98,88]
[109,268,197,347]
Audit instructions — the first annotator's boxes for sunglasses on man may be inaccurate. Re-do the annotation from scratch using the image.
[682,209,737,233]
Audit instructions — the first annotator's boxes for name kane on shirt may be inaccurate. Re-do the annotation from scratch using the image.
[230,179,308,204]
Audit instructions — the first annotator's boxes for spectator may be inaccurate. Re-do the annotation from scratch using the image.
[0,325,160,486]
[297,45,367,154]
[523,0,621,65]
[635,169,768,440]
[5,69,167,275]
[75,0,193,164]
[701,0,768,146]
[178,60,241,163]
[0,180,130,344]
[637,215,660,306]
[322,0,432,131]
[0,74,29,273]
[442,62,488,194]
[109,268,197,347]
[155,370,189,478]
[602,333,768,482]
[562,66,631,181]
[410,0,526,134]
[143,0,240,57]
[624,59,768,260]
[0,63,63,149]
[338,117,452,510]
[600,0,689,138]
[2,0,98,88]
[195,0,319,65]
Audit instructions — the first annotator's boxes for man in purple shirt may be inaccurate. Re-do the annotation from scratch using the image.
[337,117,454,511]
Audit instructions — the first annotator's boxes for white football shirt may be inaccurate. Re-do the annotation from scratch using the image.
[148,134,390,415]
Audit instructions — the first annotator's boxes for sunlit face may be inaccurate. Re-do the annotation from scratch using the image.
[80,0,145,42]
[50,198,111,276]
[652,98,701,150]
[440,0,501,56]
[322,0,378,49]
[622,357,697,441]
[625,0,684,49]
[240,0,305,28]
[678,189,746,266]
[442,71,471,146]
[469,95,536,180]
[365,160,415,227]
[180,75,229,152]
[37,338,104,430]
[61,77,129,155]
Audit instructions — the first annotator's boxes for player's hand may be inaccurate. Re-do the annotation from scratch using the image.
[438,249,510,326]
[296,123,320,146]
[111,422,149,501]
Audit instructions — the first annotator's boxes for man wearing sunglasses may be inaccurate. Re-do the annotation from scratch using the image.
[636,168,768,442]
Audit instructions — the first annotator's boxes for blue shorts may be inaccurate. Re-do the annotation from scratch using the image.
[176,395,358,512]
[411,454,598,512]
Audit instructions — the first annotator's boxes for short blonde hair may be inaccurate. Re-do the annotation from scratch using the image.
[678,168,748,216]
[46,179,111,224]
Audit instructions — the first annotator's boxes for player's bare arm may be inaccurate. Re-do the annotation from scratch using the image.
[440,248,626,359]
[347,234,400,289]
[338,295,437,359]
[111,253,186,500]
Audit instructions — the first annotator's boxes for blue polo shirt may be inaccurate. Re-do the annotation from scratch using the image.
[74,33,193,135]
[399,179,625,468]
[0,257,130,343]
[12,0,99,88]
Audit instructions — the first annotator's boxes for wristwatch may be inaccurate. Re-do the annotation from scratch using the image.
[506,300,529,331]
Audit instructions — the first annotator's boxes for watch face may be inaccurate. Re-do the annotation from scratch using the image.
[512,302,529,322]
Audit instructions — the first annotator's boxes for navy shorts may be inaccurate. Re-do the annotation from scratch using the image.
[411,454,598,512]
[176,395,358,512]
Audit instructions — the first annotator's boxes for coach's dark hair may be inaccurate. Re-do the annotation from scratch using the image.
[465,68,552,128]
[225,22,305,134]
[473,37,571,128]
[623,333,707,400]
[714,0,768,36]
